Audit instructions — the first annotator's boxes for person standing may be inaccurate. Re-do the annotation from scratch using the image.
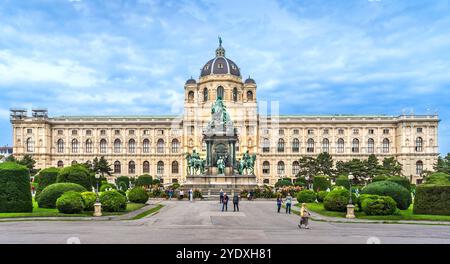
[189,188,193,202]
[222,193,229,211]
[285,193,292,214]
[233,193,240,212]
[219,189,224,204]
[299,203,311,229]
[276,194,283,213]
[179,189,184,200]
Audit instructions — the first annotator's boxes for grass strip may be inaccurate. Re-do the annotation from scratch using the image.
[131,204,164,220]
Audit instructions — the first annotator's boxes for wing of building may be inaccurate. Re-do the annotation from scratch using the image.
[10,42,440,185]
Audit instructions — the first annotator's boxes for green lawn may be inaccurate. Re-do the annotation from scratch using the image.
[131,204,164,220]
[298,203,450,222]
[0,198,145,219]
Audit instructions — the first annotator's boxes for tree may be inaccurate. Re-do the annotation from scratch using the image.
[17,154,39,176]
[365,154,382,178]
[296,157,318,187]
[92,157,112,177]
[381,157,403,176]
[434,153,450,174]
[316,152,334,177]
[5,155,17,163]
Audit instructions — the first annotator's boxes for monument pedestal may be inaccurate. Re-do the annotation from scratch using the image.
[184,173,258,196]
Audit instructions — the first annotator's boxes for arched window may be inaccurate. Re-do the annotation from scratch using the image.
[416,160,423,175]
[157,139,165,153]
[352,138,359,153]
[277,161,285,175]
[100,139,107,153]
[85,139,93,153]
[217,86,224,99]
[415,137,423,152]
[277,138,285,153]
[71,160,77,165]
[247,90,253,101]
[337,138,345,153]
[57,139,64,153]
[171,139,180,153]
[143,161,150,174]
[71,139,79,153]
[203,88,208,102]
[367,138,374,153]
[188,91,194,103]
[143,139,150,153]
[128,139,136,153]
[233,87,238,102]
[26,138,34,152]
[292,138,299,153]
[128,161,135,174]
[262,161,270,174]
[57,160,64,168]
[307,138,314,153]
[114,161,121,174]
[322,138,329,153]
[292,161,300,176]
[263,179,270,184]
[172,161,179,174]
[382,138,390,153]
[114,139,121,153]
[157,161,164,175]
[262,138,270,153]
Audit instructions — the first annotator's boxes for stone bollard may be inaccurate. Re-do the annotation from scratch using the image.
[94,202,102,217]
[346,204,355,219]
[231,189,234,196]
[208,189,211,196]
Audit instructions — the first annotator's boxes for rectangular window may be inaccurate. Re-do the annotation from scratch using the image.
[143,130,150,135]
[307,129,314,135]
[353,129,359,135]
[27,129,33,134]
[71,130,77,136]
[115,130,120,135]
[279,129,284,135]
[129,130,135,135]
[323,129,329,135]
[57,130,63,135]
[86,130,92,136]
[368,129,374,135]
[383,129,389,135]
[417,128,423,133]
[293,129,299,135]
[100,130,106,136]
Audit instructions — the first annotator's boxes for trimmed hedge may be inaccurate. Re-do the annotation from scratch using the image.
[135,175,153,187]
[361,181,411,210]
[116,176,130,190]
[316,191,328,203]
[294,177,307,187]
[296,190,316,203]
[35,167,59,198]
[413,185,450,215]
[387,176,411,191]
[127,187,149,203]
[56,191,84,214]
[425,173,450,185]
[0,162,33,213]
[38,183,87,208]
[361,195,397,215]
[372,175,389,183]
[81,191,97,211]
[275,179,293,188]
[100,183,116,192]
[323,188,355,212]
[99,190,127,212]
[57,165,92,190]
[335,175,350,189]
[313,175,330,192]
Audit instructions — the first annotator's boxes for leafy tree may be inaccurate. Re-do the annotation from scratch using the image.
[92,157,112,177]
[366,154,382,178]
[5,155,17,163]
[297,157,318,186]
[434,153,450,174]
[17,154,39,176]
[381,157,403,176]
[316,152,334,177]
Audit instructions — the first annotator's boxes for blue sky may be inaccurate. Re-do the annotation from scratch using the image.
[0,0,449,154]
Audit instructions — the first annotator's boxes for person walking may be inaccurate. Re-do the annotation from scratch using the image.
[219,189,224,204]
[285,193,292,214]
[233,193,240,212]
[222,193,229,211]
[276,194,283,213]
[168,189,173,200]
[179,190,184,200]
[298,203,311,229]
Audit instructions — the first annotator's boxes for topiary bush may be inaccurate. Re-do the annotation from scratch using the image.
[135,175,153,187]
[56,191,84,214]
[372,175,389,183]
[313,175,331,192]
[413,185,450,215]
[357,194,381,211]
[335,175,350,189]
[100,183,116,192]
[294,177,307,187]
[275,178,293,188]
[99,190,127,212]
[127,187,149,203]
[361,195,397,215]
[0,162,33,213]
[57,165,92,190]
[115,176,130,190]
[323,188,355,212]
[316,190,328,203]
[296,190,316,203]
[35,167,59,199]
[425,173,450,185]
[387,176,411,191]
[38,183,87,208]
[193,189,203,199]
[81,191,97,211]
[361,181,411,210]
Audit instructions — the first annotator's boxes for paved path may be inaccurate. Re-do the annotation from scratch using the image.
[1,201,450,244]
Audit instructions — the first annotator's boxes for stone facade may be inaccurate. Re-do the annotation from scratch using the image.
[10,43,440,185]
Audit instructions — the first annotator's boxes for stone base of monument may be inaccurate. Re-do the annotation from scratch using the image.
[183,173,258,196]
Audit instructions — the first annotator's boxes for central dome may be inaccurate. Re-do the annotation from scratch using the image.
[200,40,241,78]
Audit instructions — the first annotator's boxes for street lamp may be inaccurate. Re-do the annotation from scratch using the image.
[305,175,310,190]
[346,173,355,219]
[93,172,102,217]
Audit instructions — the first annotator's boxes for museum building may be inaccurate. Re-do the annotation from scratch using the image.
[10,42,440,185]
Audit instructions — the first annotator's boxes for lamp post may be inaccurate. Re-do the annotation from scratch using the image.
[305,175,310,190]
[93,172,102,217]
[346,173,355,219]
